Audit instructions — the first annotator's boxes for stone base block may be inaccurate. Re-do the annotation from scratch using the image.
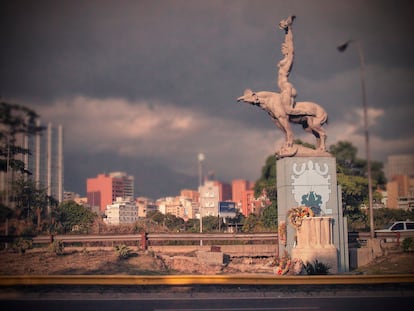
[291,246,338,274]
[196,250,224,265]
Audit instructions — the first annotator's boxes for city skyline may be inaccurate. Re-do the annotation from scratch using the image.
[1,1,413,199]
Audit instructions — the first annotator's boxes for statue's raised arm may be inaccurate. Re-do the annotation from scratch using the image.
[277,15,301,116]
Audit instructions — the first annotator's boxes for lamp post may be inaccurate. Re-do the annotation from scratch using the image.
[198,153,205,245]
[337,40,375,238]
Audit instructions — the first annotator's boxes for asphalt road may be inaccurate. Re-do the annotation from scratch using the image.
[1,283,414,310]
[1,296,413,311]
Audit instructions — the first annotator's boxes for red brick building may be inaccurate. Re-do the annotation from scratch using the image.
[232,179,255,216]
[86,172,134,212]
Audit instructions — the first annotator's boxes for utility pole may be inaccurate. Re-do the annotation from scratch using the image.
[198,153,204,246]
[338,40,375,238]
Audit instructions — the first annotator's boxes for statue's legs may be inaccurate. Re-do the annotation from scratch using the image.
[275,117,294,147]
[303,117,327,151]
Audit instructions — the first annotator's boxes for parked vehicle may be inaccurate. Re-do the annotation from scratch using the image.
[375,220,414,233]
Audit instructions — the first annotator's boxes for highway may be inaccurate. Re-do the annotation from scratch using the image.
[1,279,414,310]
[2,295,413,310]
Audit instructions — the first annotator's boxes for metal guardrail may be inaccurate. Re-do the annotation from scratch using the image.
[0,274,413,286]
[0,233,278,245]
[147,233,278,241]
[1,231,412,246]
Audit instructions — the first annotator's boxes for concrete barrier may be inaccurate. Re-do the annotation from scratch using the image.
[149,244,278,257]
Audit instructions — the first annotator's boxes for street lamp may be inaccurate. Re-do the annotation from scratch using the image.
[337,39,375,238]
[198,153,205,245]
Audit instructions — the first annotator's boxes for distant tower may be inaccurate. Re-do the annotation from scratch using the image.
[198,153,205,187]
[26,122,64,203]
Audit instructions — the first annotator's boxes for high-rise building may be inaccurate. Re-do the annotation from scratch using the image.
[87,171,134,212]
[242,189,256,216]
[386,175,414,209]
[232,179,254,213]
[385,154,414,180]
[199,180,220,217]
[212,181,232,201]
[26,122,64,202]
[384,154,414,210]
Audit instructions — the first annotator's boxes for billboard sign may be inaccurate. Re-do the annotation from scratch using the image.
[219,201,237,218]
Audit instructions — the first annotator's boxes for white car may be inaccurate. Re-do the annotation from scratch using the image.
[375,220,414,233]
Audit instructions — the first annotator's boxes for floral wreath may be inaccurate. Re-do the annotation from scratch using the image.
[287,205,314,229]
[274,250,304,275]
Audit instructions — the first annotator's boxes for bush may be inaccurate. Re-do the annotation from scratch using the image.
[402,237,414,252]
[114,244,132,259]
[13,238,33,254]
[304,259,331,275]
[48,240,64,255]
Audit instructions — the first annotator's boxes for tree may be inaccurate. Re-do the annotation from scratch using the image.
[54,201,96,234]
[0,204,13,223]
[164,213,185,231]
[242,213,263,232]
[185,218,200,232]
[11,177,54,231]
[329,141,358,175]
[202,215,221,232]
[253,155,277,201]
[329,141,388,231]
[261,204,278,230]
[329,140,386,189]
[0,102,44,206]
[147,210,165,226]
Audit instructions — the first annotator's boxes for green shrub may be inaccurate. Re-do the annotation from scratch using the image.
[305,259,331,275]
[13,238,33,254]
[402,237,414,252]
[114,244,132,259]
[48,240,64,255]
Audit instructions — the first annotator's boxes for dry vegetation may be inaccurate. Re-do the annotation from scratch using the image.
[0,245,413,275]
[0,247,170,275]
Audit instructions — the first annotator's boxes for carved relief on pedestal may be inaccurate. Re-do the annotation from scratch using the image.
[292,217,338,273]
[291,160,332,215]
[295,217,334,249]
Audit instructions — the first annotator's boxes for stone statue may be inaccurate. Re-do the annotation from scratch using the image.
[237,16,330,158]
[237,89,329,157]
[277,15,299,115]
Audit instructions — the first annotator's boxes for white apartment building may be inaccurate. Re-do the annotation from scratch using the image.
[104,197,138,225]
[199,181,220,217]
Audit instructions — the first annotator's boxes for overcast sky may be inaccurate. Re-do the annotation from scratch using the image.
[1,0,413,199]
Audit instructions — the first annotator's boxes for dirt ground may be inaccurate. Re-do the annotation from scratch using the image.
[0,248,170,275]
[0,246,413,275]
[354,251,414,275]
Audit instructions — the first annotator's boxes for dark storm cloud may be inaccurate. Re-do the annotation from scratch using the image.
[1,0,413,197]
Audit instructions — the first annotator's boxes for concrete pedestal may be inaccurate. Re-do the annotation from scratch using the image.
[291,217,338,273]
[276,156,349,272]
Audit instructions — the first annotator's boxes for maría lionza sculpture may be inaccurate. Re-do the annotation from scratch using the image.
[237,15,330,158]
